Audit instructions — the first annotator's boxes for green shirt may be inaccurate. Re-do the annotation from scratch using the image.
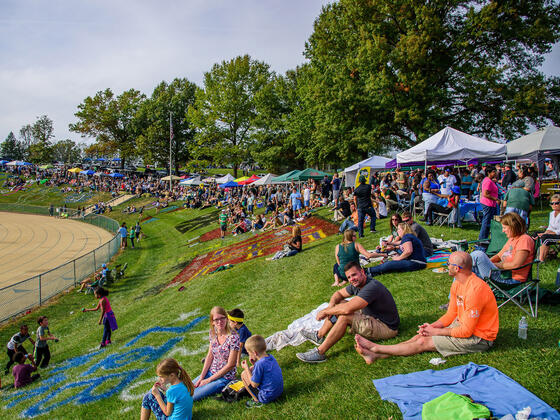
[219,213,228,226]
[36,325,50,348]
[504,188,534,212]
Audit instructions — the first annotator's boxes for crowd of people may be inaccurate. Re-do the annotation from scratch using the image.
[3,160,560,418]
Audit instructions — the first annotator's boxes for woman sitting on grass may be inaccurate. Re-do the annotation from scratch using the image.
[192,306,240,401]
[332,229,379,287]
[367,223,427,276]
[267,226,302,260]
[380,214,402,251]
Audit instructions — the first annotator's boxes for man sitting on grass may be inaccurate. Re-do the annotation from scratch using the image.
[354,251,499,364]
[296,261,400,363]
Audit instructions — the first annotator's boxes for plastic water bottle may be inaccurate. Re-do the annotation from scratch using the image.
[518,316,528,340]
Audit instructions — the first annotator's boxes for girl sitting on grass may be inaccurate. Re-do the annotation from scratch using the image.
[141,358,195,420]
[82,287,117,348]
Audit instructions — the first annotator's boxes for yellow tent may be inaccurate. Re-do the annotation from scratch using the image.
[68,167,83,173]
[234,176,249,182]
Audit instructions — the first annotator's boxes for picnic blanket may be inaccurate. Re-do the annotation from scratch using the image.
[373,363,559,420]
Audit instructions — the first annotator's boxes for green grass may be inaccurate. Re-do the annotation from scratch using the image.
[0,195,559,419]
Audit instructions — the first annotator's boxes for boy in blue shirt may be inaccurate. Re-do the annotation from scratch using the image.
[227,308,252,367]
[241,335,283,408]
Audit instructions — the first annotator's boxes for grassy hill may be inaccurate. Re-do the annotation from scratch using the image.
[0,194,559,419]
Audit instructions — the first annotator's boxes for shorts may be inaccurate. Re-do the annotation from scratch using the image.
[350,311,398,341]
[293,202,302,211]
[304,200,310,207]
[432,321,494,357]
[220,224,227,232]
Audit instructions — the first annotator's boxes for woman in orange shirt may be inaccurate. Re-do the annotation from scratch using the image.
[470,212,534,283]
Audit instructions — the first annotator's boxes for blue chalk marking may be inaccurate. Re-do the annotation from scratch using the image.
[23,369,145,418]
[159,205,178,213]
[124,316,207,347]
[51,349,106,374]
[2,316,206,417]
[82,337,182,377]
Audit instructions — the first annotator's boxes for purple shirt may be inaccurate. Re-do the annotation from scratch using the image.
[13,363,37,388]
[480,177,498,207]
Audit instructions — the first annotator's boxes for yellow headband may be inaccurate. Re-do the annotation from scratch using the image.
[227,314,243,323]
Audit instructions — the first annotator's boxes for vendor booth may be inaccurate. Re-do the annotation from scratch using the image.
[344,156,392,187]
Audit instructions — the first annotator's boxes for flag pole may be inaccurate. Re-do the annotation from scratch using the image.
[169,111,173,192]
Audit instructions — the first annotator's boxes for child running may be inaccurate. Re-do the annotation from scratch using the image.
[227,309,252,367]
[82,287,118,348]
[241,335,283,408]
[34,316,58,368]
[141,358,194,420]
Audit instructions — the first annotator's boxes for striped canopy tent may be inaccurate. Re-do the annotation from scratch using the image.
[238,174,260,185]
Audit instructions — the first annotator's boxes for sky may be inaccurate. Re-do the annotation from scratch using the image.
[1,0,559,145]
[0,0,330,143]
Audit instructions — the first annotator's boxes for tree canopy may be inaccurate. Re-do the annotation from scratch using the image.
[70,88,145,167]
[135,78,197,173]
[302,0,560,155]
[188,55,274,177]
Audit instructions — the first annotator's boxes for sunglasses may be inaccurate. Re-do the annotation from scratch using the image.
[403,218,411,222]
[551,202,560,205]
[448,263,463,269]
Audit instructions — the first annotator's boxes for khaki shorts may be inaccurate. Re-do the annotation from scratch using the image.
[432,321,494,357]
[350,311,398,341]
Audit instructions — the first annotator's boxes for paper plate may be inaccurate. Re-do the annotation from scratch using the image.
[432,267,448,274]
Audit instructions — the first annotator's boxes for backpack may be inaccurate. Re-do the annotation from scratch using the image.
[220,380,249,403]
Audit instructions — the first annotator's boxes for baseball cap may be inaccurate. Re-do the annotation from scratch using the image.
[358,175,366,184]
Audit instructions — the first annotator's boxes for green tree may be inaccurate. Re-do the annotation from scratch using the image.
[51,139,82,164]
[135,78,197,173]
[303,0,560,158]
[188,55,274,177]
[70,88,145,167]
[1,132,26,160]
[22,115,55,163]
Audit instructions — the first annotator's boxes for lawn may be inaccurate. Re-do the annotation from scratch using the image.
[0,194,559,419]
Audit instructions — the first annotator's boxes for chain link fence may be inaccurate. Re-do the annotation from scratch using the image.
[0,205,120,323]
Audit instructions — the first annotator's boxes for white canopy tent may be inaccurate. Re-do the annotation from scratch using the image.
[506,126,560,160]
[179,177,204,186]
[202,176,216,183]
[344,156,392,187]
[251,173,278,186]
[215,174,235,184]
[396,126,507,167]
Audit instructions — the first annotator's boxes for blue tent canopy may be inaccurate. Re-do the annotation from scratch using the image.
[80,169,95,175]
[112,158,121,161]
[0,160,9,164]
[219,180,239,188]
[109,172,124,178]
[96,157,106,161]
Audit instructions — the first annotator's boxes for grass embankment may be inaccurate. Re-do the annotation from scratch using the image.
[0,196,559,419]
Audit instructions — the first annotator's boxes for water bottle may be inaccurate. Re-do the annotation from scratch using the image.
[518,316,528,340]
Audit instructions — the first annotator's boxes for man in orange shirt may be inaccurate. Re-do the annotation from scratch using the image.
[354,251,499,363]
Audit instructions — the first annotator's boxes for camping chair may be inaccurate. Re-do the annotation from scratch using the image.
[463,219,507,256]
[396,192,411,214]
[484,255,541,318]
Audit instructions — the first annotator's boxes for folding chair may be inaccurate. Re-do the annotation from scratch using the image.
[485,258,541,318]
[464,220,507,256]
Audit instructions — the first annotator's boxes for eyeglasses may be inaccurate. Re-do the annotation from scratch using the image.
[403,218,411,222]
[213,316,227,322]
[551,202,560,205]
[391,218,399,221]
[448,263,463,269]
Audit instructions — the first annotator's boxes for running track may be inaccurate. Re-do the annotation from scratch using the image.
[0,212,113,289]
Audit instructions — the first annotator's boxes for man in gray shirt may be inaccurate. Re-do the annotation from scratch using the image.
[402,211,433,257]
[296,261,399,363]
